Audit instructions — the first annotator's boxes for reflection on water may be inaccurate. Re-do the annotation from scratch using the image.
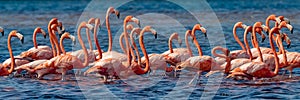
[0,0,300,99]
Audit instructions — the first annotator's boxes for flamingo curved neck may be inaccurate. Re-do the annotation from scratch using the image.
[124,20,132,65]
[94,22,102,60]
[168,34,175,53]
[33,28,39,49]
[185,31,193,56]
[130,30,142,65]
[191,29,203,56]
[269,28,280,76]
[243,26,253,60]
[59,35,67,55]
[106,9,113,52]
[233,25,246,51]
[136,29,150,74]
[78,25,89,67]
[252,25,263,62]
[86,26,93,51]
[7,33,15,74]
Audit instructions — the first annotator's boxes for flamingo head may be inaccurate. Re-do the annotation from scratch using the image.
[57,21,65,35]
[88,18,95,24]
[234,22,247,29]
[144,26,157,39]
[125,16,141,28]
[0,27,4,36]
[282,33,291,48]
[14,31,24,44]
[62,32,76,45]
[279,21,293,34]
[192,24,207,38]
[95,18,101,30]
[115,10,120,19]
[36,27,47,39]
[267,14,277,21]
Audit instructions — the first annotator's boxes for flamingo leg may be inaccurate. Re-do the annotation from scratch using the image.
[205,70,221,77]
[188,71,201,85]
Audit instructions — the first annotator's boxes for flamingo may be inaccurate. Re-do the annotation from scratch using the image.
[265,14,292,33]
[19,27,53,60]
[25,22,92,80]
[47,18,64,57]
[67,18,99,63]
[206,26,255,76]
[84,26,155,82]
[162,31,196,65]
[175,24,219,84]
[0,30,24,76]
[130,26,175,75]
[101,15,140,63]
[226,27,281,80]
[229,22,251,59]
[251,21,292,58]
[0,26,4,36]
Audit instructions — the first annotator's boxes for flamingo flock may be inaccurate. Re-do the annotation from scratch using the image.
[0,7,298,84]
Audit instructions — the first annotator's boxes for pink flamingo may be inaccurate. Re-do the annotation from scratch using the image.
[175,24,220,84]
[226,27,281,80]
[251,21,292,58]
[84,26,158,82]
[162,31,197,65]
[67,18,99,63]
[25,22,92,80]
[19,27,53,60]
[0,30,24,76]
[102,16,140,63]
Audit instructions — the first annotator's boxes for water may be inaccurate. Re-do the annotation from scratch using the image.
[0,0,300,99]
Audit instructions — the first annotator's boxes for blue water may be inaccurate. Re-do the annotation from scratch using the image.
[0,0,300,99]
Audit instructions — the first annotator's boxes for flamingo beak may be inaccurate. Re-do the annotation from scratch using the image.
[291,27,294,34]
[117,12,120,19]
[154,33,157,39]
[261,37,265,42]
[21,37,24,44]
[1,31,4,36]
[287,43,291,48]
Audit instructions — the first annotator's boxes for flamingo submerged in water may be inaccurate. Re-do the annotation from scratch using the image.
[227,27,282,80]
[0,30,24,76]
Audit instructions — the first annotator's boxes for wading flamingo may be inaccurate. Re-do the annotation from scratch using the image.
[47,18,64,57]
[102,15,140,63]
[175,24,218,84]
[162,31,196,65]
[19,27,53,60]
[25,22,92,80]
[68,18,99,63]
[0,30,24,76]
[84,26,155,82]
[226,27,281,80]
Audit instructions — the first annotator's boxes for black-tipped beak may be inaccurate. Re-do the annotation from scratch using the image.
[59,33,63,38]
[154,33,157,39]
[204,33,207,37]
[138,22,141,28]
[266,30,269,35]
[43,35,47,39]
[291,28,293,34]
[21,37,24,44]
[287,44,291,48]
[1,31,4,36]
[261,37,266,43]
[117,12,120,19]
